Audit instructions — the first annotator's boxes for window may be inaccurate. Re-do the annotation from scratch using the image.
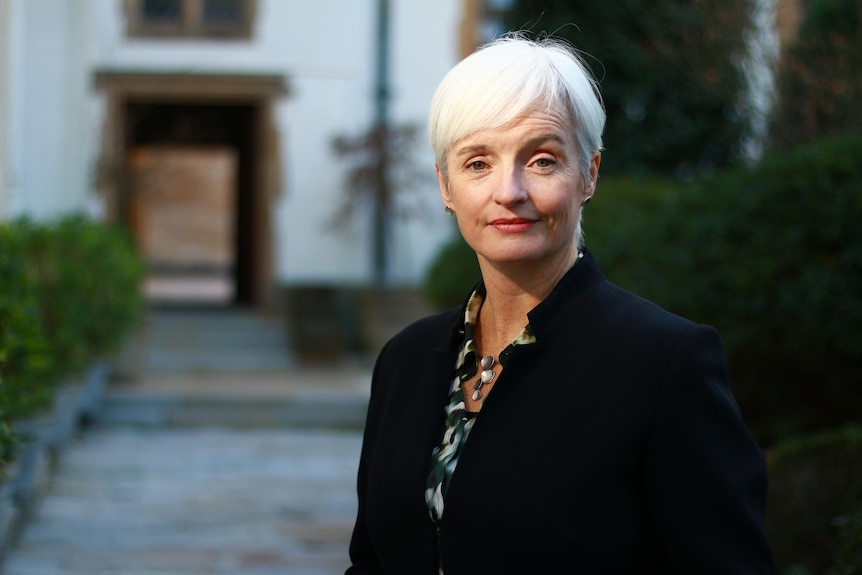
[142,0,181,21]
[126,0,255,39]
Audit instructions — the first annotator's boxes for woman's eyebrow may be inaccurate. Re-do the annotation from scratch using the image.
[452,133,568,161]
[452,144,490,159]
[524,134,567,149]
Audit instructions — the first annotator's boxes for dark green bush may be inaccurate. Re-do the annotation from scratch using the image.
[766,426,862,575]
[0,215,144,475]
[424,133,862,445]
[424,135,862,575]
[46,216,145,365]
[635,133,862,443]
[832,505,862,574]
[0,225,54,470]
[578,175,680,289]
[424,229,481,310]
[422,176,674,310]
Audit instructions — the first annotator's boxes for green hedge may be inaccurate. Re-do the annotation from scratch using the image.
[0,215,144,475]
[424,133,862,573]
[832,505,862,575]
[568,134,862,445]
[766,426,862,575]
[424,133,862,445]
[627,134,862,444]
[0,224,52,470]
[423,230,480,310]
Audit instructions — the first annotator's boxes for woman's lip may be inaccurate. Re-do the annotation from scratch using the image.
[490,218,535,232]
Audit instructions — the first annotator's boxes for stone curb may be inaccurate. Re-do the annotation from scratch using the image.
[0,362,108,566]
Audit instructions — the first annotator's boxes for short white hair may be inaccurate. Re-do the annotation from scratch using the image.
[429,34,605,181]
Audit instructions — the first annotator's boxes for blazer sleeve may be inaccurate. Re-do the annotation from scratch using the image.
[345,343,388,575]
[644,324,774,574]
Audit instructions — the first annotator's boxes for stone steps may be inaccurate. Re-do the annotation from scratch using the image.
[0,426,362,575]
[0,307,372,574]
[98,393,368,430]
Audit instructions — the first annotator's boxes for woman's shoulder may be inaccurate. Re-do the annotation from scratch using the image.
[367,306,461,398]
[590,279,714,343]
[379,305,462,355]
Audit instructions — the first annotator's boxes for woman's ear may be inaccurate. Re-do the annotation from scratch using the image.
[587,152,601,194]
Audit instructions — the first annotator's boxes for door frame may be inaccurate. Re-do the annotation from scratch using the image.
[93,71,288,309]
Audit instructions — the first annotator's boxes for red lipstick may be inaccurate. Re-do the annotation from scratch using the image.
[490,218,535,233]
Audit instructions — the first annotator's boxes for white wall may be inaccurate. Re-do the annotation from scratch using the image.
[274,0,463,286]
[386,0,463,284]
[3,0,89,217]
[4,0,464,286]
[273,0,378,284]
[0,0,9,218]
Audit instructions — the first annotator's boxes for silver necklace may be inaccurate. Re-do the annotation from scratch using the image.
[471,355,496,401]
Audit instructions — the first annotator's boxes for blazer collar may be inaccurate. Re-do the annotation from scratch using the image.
[527,248,605,341]
[442,248,606,350]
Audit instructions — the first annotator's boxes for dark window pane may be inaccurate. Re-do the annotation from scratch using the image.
[142,0,182,20]
[203,0,242,22]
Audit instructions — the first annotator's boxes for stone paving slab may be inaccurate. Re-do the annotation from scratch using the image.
[100,370,373,430]
[0,307,378,575]
[2,425,363,575]
[110,370,373,402]
[141,309,298,373]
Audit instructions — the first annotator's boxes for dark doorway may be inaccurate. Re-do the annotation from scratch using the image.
[124,102,259,305]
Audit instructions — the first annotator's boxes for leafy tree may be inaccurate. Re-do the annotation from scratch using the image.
[331,124,434,287]
[769,0,862,149]
[503,0,756,177]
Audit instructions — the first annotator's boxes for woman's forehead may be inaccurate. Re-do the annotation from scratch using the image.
[450,110,576,153]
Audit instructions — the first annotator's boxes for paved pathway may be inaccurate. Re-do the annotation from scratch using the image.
[1,307,372,575]
[2,427,361,575]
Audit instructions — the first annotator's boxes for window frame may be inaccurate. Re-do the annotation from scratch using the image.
[125,0,256,40]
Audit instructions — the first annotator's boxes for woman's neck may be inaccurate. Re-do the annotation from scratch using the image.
[475,251,578,349]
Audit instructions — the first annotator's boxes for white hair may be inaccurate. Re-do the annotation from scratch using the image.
[429,34,605,182]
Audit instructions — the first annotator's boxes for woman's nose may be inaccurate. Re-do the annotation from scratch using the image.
[493,167,528,206]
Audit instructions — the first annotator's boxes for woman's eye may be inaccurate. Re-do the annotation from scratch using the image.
[467,160,487,171]
[534,157,556,168]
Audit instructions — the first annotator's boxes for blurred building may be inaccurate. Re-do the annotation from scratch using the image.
[0,0,10,219]
[0,0,502,310]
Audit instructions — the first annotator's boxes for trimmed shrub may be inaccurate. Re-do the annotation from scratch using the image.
[0,225,54,470]
[636,134,862,443]
[424,231,481,310]
[578,175,681,290]
[423,133,862,445]
[423,135,862,575]
[46,216,145,365]
[766,426,862,574]
[422,176,674,310]
[0,215,144,476]
[831,505,862,574]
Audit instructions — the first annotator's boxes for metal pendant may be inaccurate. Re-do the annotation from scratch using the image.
[470,355,496,402]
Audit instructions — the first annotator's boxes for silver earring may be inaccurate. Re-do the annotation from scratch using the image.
[582,196,592,207]
[445,206,455,215]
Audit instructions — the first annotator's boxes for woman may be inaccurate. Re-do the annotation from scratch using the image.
[347,35,772,574]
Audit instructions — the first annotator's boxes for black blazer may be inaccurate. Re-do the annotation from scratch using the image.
[347,251,773,574]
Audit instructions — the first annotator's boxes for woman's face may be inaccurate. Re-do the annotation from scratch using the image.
[438,110,600,273]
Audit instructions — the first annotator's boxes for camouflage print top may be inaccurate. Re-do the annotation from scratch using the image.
[424,282,537,572]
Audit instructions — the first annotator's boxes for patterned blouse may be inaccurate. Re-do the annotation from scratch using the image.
[424,282,537,569]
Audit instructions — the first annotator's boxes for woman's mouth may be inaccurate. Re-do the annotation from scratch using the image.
[490,218,535,233]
